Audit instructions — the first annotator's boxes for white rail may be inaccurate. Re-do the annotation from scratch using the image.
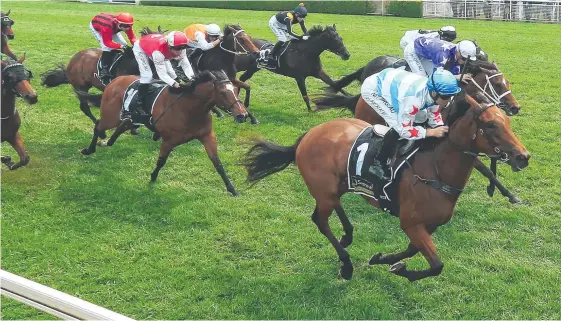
[1,270,135,320]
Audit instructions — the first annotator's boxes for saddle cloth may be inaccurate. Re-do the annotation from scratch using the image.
[257,41,291,70]
[346,125,419,216]
[96,52,124,78]
[121,80,167,124]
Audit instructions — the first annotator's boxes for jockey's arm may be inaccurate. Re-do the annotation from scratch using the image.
[124,27,137,44]
[176,50,195,80]
[283,18,303,40]
[101,30,123,49]
[299,20,308,35]
[194,31,216,51]
[395,97,428,140]
[426,104,444,128]
[152,51,177,87]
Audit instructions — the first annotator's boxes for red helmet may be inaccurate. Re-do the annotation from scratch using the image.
[116,12,134,25]
[166,31,189,48]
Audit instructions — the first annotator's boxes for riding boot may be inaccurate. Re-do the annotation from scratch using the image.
[268,41,284,64]
[134,83,150,117]
[370,128,401,181]
[99,50,116,86]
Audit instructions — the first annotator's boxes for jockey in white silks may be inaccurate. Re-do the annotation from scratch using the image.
[399,25,457,49]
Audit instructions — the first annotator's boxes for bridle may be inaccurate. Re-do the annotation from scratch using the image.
[214,79,243,113]
[219,29,253,56]
[469,71,512,110]
[1,63,34,120]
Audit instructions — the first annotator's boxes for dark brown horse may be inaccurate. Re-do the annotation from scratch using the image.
[234,25,351,112]
[79,70,248,196]
[315,62,523,203]
[1,57,37,170]
[245,92,529,281]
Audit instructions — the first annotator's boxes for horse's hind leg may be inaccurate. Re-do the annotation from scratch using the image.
[312,200,354,280]
[232,79,258,125]
[81,121,102,155]
[104,120,134,147]
[474,158,521,204]
[6,132,29,170]
[77,91,98,124]
[389,224,443,282]
[369,243,419,265]
[296,77,312,112]
[130,125,141,136]
[316,68,351,96]
[334,205,353,248]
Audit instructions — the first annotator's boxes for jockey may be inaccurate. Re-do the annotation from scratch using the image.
[404,38,477,78]
[130,31,195,120]
[90,12,137,86]
[184,23,222,59]
[361,68,460,180]
[1,11,18,61]
[261,3,309,65]
[399,25,456,49]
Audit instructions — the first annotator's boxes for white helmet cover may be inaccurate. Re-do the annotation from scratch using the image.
[206,24,222,36]
[457,40,477,61]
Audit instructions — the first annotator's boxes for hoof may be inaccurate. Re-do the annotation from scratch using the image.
[509,195,522,204]
[486,185,495,197]
[130,128,140,136]
[1,156,12,164]
[251,119,260,125]
[230,190,240,197]
[339,262,353,280]
[150,174,158,182]
[80,148,92,155]
[369,252,384,265]
[389,261,406,274]
[152,132,161,141]
[339,235,352,248]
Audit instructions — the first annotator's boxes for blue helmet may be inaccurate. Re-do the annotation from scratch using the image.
[294,3,308,17]
[427,68,461,95]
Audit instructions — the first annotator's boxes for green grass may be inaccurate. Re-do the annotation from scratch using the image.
[2,1,561,319]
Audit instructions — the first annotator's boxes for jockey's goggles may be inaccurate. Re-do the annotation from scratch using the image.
[170,45,188,50]
[439,94,453,101]
[118,23,132,29]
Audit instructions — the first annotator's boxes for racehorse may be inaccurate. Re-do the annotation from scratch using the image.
[234,25,351,112]
[315,60,523,204]
[244,92,529,281]
[182,24,261,124]
[1,10,19,61]
[79,70,248,196]
[1,57,38,170]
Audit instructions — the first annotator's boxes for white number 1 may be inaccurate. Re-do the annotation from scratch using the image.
[356,143,369,175]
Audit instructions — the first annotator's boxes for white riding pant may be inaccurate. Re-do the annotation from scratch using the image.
[403,42,433,77]
[133,41,154,84]
[269,15,296,42]
[90,22,127,52]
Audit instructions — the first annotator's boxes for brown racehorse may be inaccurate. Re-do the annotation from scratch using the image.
[315,63,523,204]
[1,57,38,170]
[79,70,248,196]
[1,10,19,61]
[244,92,529,281]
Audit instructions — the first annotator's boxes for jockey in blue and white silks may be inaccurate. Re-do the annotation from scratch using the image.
[404,38,477,77]
[361,68,460,180]
[399,26,456,50]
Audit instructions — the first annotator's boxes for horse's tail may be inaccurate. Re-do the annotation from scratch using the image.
[313,93,360,114]
[328,66,364,93]
[244,135,305,184]
[74,89,102,108]
[41,64,68,88]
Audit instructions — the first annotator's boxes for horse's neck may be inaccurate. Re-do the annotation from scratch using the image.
[424,110,478,196]
[175,84,216,117]
[1,89,16,118]
[298,36,325,57]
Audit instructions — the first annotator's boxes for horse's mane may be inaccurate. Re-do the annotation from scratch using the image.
[139,26,166,36]
[308,25,324,37]
[465,60,498,75]
[168,70,228,95]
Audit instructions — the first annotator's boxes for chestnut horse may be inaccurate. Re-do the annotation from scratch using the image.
[79,70,248,196]
[244,92,529,281]
[315,62,523,204]
[1,57,37,170]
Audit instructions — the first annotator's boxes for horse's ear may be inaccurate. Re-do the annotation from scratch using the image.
[158,25,162,33]
[333,24,336,31]
[6,9,10,16]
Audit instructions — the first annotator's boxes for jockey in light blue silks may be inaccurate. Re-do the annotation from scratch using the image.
[361,68,461,180]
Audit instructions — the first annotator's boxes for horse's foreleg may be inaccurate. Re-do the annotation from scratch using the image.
[390,224,443,282]
[231,79,259,125]
[334,205,354,248]
[312,201,353,280]
[211,106,225,119]
[239,67,258,83]
[474,158,521,204]
[104,120,134,147]
[296,77,312,112]
[316,68,351,96]
[78,95,97,124]
[81,121,101,155]
[151,139,175,182]
[369,243,419,265]
[199,133,238,196]
[6,132,29,170]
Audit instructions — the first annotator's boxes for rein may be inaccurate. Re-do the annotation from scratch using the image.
[219,29,252,56]
[469,72,511,106]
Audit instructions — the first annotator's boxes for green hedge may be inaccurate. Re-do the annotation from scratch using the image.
[140,1,376,16]
[386,1,422,18]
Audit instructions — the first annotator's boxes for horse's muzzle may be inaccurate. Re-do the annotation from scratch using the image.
[508,105,520,116]
[24,93,38,105]
[339,50,351,61]
[510,150,530,172]
[235,114,247,123]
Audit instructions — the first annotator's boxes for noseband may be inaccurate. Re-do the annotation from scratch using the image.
[470,72,513,112]
[214,79,243,112]
[219,29,252,56]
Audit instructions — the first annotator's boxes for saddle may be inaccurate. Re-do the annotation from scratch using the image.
[95,51,124,81]
[256,41,291,70]
[121,79,167,127]
[347,125,418,216]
